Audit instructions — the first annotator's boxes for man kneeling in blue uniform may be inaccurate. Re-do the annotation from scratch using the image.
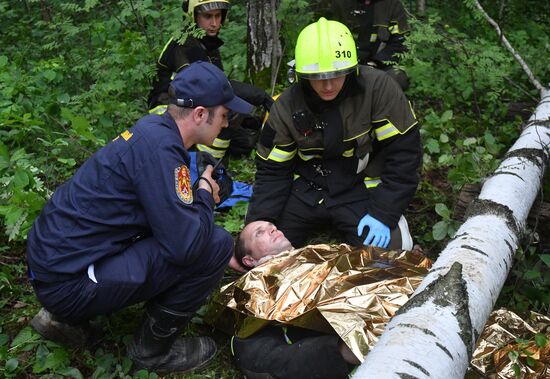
[26,61,253,374]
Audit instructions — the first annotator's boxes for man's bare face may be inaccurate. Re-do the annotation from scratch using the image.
[241,221,293,266]
[196,9,223,36]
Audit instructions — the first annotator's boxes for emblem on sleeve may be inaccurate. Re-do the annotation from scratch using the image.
[174,164,193,204]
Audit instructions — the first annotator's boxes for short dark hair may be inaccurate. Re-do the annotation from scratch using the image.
[168,104,217,123]
[234,232,252,268]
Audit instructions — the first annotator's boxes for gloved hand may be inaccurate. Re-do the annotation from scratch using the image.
[357,214,391,248]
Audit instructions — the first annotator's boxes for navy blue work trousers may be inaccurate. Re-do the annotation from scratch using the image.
[31,227,233,324]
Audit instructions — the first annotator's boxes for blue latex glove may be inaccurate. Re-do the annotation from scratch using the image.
[357,214,391,248]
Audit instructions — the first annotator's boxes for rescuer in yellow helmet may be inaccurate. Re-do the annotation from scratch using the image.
[148,0,272,159]
[245,18,421,258]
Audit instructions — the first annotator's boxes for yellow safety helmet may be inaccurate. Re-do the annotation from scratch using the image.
[182,0,230,23]
[295,18,358,80]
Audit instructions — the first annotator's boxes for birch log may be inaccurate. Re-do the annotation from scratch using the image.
[352,89,550,378]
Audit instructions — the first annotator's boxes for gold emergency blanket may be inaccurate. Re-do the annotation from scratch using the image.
[207,244,431,362]
[471,309,550,378]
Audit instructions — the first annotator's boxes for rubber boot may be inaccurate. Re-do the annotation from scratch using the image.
[127,303,216,374]
[30,307,103,349]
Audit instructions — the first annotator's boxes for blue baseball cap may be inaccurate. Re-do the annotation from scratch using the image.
[170,61,253,114]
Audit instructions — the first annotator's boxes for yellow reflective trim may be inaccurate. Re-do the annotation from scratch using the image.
[230,336,235,356]
[262,93,281,126]
[409,101,417,119]
[298,150,322,161]
[372,102,419,138]
[267,146,296,162]
[196,144,226,159]
[389,23,400,34]
[293,173,300,180]
[375,122,400,141]
[282,327,292,345]
[370,33,377,42]
[157,37,174,67]
[342,148,354,157]
[121,130,133,141]
[174,63,190,74]
[343,129,370,142]
[149,105,167,115]
[112,136,120,142]
[211,138,230,149]
[364,177,381,188]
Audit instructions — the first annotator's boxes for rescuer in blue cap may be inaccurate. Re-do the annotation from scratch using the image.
[26,61,253,375]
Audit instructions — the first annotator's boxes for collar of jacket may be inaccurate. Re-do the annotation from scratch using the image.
[199,35,224,52]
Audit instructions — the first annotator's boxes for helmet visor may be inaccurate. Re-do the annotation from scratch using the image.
[297,66,357,80]
[196,1,230,13]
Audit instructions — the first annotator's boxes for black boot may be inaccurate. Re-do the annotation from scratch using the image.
[30,308,103,349]
[127,303,216,374]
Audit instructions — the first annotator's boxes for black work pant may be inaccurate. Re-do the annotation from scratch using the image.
[276,186,406,250]
[233,326,352,379]
[31,227,233,324]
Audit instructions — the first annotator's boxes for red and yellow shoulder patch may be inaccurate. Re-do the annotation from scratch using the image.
[174,164,193,204]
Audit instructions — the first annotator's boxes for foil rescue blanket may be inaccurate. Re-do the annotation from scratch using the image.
[207,244,432,362]
[471,308,550,378]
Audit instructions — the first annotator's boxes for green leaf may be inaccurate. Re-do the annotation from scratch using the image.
[5,358,18,372]
[526,356,537,367]
[439,133,449,143]
[57,158,77,167]
[43,70,56,81]
[440,110,453,123]
[121,357,133,374]
[60,107,97,142]
[508,350,519,362]
[435,203,451,219]
[523,270,541,280]
[0,55,8,67]
[425,138,440,154]
[33,347,70,373]
[534,333,547,347]
[10,148,28,163]
[540,254,550,267]
[463,137,477,146]
[58,367,84,379]
[0,334,9,346]
[10,327,38,348]
[13,168,30,188]
[432,221,449,240]
[0,141,9,164]
[57,93,71,104]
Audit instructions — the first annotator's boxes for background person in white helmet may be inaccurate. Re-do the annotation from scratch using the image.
[148,0,273,159]
[245,18,422,252]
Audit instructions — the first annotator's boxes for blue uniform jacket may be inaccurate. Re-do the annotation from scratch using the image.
[27,112,221,281]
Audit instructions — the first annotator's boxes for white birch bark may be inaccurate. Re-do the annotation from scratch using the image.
[352,89,550,378]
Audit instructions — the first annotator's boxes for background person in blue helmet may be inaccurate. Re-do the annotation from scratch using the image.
[26,61,252,375]
[245,18,421,252]
[148,0,273,159]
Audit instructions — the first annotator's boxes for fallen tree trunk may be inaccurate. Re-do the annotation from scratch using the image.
[352,89,550,378]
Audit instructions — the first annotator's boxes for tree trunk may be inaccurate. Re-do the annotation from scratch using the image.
[352,89,550,378]
[247,0,282,93]
[416,0,426,16]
